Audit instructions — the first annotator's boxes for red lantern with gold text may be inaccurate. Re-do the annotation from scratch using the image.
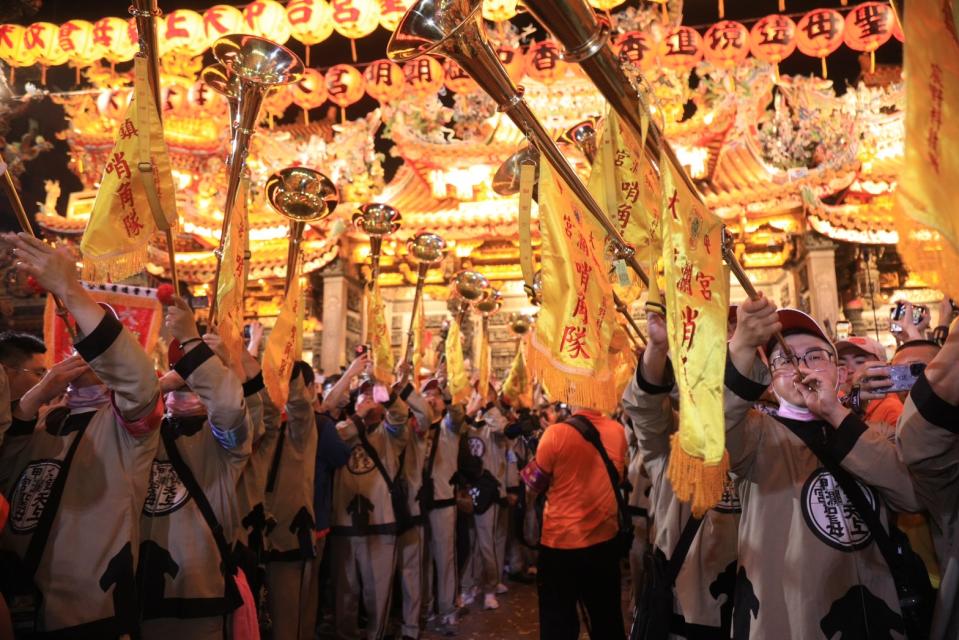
[91,18,136,65]
[658,26,704,72]
[749,14,797,67]
[613,31,655,71]
[326,64,366,120]
[526,40,566,83]
[380,0,415,31]
[244,1,292,44]
[24,22,67,83]
[703,21,749,68]
[404,57,445,96]
[444,59,478,94]
[164,10,207,57]
[293,68,329,112]
[203,5,245,42]
[496,44,525,80]
[482,0,518,22]
[796,8,844,77]
[844,2,893,71]
[364,58,405,103]
[331,0,380,62]
[287,0,334,66]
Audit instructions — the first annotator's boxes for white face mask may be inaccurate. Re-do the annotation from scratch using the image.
[774,391,816,422]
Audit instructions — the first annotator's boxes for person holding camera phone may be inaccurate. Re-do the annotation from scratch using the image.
[836,337,903,426]
[897,318,959,639]
[891,300,932,345]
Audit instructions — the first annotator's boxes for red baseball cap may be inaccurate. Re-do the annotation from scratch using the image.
[764,308,832,356]
[835,336,887,362]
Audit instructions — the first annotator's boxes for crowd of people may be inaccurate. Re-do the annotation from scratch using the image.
[0,228,958,640]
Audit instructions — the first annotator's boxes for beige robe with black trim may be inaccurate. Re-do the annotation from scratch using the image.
[897,372,959,639]
[138,341,252,626]
[0,312,162,635]
[725,357,921,639]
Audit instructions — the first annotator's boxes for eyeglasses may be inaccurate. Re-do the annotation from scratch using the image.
[3,364,46,377]
[769,348,835,372]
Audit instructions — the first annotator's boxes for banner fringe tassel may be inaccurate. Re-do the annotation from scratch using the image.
[667,432,730,517]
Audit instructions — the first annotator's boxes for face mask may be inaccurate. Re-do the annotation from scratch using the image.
[774,392,816,421]
[372,384,390,404]
[66,384,111,411]
[165,390,206,417]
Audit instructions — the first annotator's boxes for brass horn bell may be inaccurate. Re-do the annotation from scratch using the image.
[451,270,489,302]
[509,312,533,335]
[408,232,447,265]
[492,146,539,198]
[475,288,502,316]
[560,118,600,165]
[266,166,338,293]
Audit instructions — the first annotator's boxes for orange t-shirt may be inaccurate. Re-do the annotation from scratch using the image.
[865,393,904,426]
[536,410,627,550]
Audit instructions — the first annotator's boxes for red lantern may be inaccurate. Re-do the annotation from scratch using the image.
[188,78,227,116]
[613,31,655,71]
[287,0,334,45]
[58,20,103,67]
[404,57,445,96]
[658,26,704,71]
[843,2,894,52]
[161,77,192,115]
[91,18,136,65]
[796,9,844,58]
[24,22,69,68]
[244,1,292,44]
[892,15,903,43]
[96,87,132,120]
[703,21,749,67]
[293,68,329,109]
[495,44,525,80]
[443,59,478,94]
[749,14,797,65]
[330,0,380,40]
[326,64,366,108]
[364,58,405,102]
[379,0,415,31]
[203,5,245,42]
[525,40,566,83]
[164,9,207,57]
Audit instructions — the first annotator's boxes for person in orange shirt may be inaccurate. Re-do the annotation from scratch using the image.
[836,336,904,426]
[522,404,627,640]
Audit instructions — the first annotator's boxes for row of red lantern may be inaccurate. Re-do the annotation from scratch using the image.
[617,4,901,73]
[0,2,901,75]
[0,0,414,70]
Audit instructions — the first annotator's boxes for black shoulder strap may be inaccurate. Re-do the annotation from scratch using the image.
[564,415,630,530]
[423,422,442,483]
[265,421,287,493]
[160,423,235,578]
[357,421,397,491]
[666,514,704,585]
[23,411,92,579]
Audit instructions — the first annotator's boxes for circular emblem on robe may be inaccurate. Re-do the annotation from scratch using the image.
[467,436,486,458]
[801,468,876,551]
[143,460,190,516]
[712,477,742,514]
[9,460,62,533]
[347,445,376,475]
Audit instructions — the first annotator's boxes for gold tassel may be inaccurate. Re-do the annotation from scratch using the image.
[870,50,876,73]
[718,0,724,19]
[667,432,731,517]
[821,56,828,78]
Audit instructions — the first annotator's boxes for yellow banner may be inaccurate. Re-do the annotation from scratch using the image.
[895,1,959,302]
[660,158,730,516]
[412,300,427,387]
[214,174,249,378]
[263,262,301,408]
[477,321,491,397]
[368,282,395,384]
[588,109,660,303]
[444,316,470,405]
[502,337,531,409]
[81,56,176,282]
[528,161,619,413]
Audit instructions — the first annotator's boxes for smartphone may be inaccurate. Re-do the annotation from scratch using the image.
[913,305,928,324]
[355,344,369,356]
[835,319,851,341]
[884,363,927,393]
[243,325,252,341]
[890,303,905,334]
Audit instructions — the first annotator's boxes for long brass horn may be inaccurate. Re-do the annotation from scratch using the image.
[267,167,339,294]
[388,0,647,286]
[200,63,240,136]
[492,145,538,198]
[208,35,303,321]
[403,232,446,365]
[521,0,792,355]
[354,203,402,287]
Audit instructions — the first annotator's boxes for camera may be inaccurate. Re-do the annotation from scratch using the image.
[890,302,927,334]
[885,362,927,393]
[355,344,370,356]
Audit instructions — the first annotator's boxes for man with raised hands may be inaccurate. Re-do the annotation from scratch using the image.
[724,296,926,639]
[897,319,959,639]
[0,232,163,636]
[136,297,252,638]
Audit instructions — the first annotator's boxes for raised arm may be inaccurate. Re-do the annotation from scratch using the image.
[6,233,161,428]
[319,352,369,414]
[285,364,317,448]
[621,311,675,463]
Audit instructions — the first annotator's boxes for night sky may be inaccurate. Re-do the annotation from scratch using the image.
[0,0,904,232]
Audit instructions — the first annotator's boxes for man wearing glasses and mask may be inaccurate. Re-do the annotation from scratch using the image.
[722,298,929,639]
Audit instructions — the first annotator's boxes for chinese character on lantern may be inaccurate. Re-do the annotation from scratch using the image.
[613,31,654,71]
[404,57,444,96]
[325,64,366,107]
[844,2,893,53]
[796,9,844,58]
[658,26,704,71]
[749,14,797,64]
[703,20,750,67]
[364,59,405,103]
[526,40,566,83]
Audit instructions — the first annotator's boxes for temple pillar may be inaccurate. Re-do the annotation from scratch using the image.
[319,259,365,376]
[795,233,841,334]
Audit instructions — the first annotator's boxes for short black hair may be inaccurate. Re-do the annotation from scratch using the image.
[322,373,342,391]
[894,339,941,355]
[0,331,46,367]
[291,360,316,387]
